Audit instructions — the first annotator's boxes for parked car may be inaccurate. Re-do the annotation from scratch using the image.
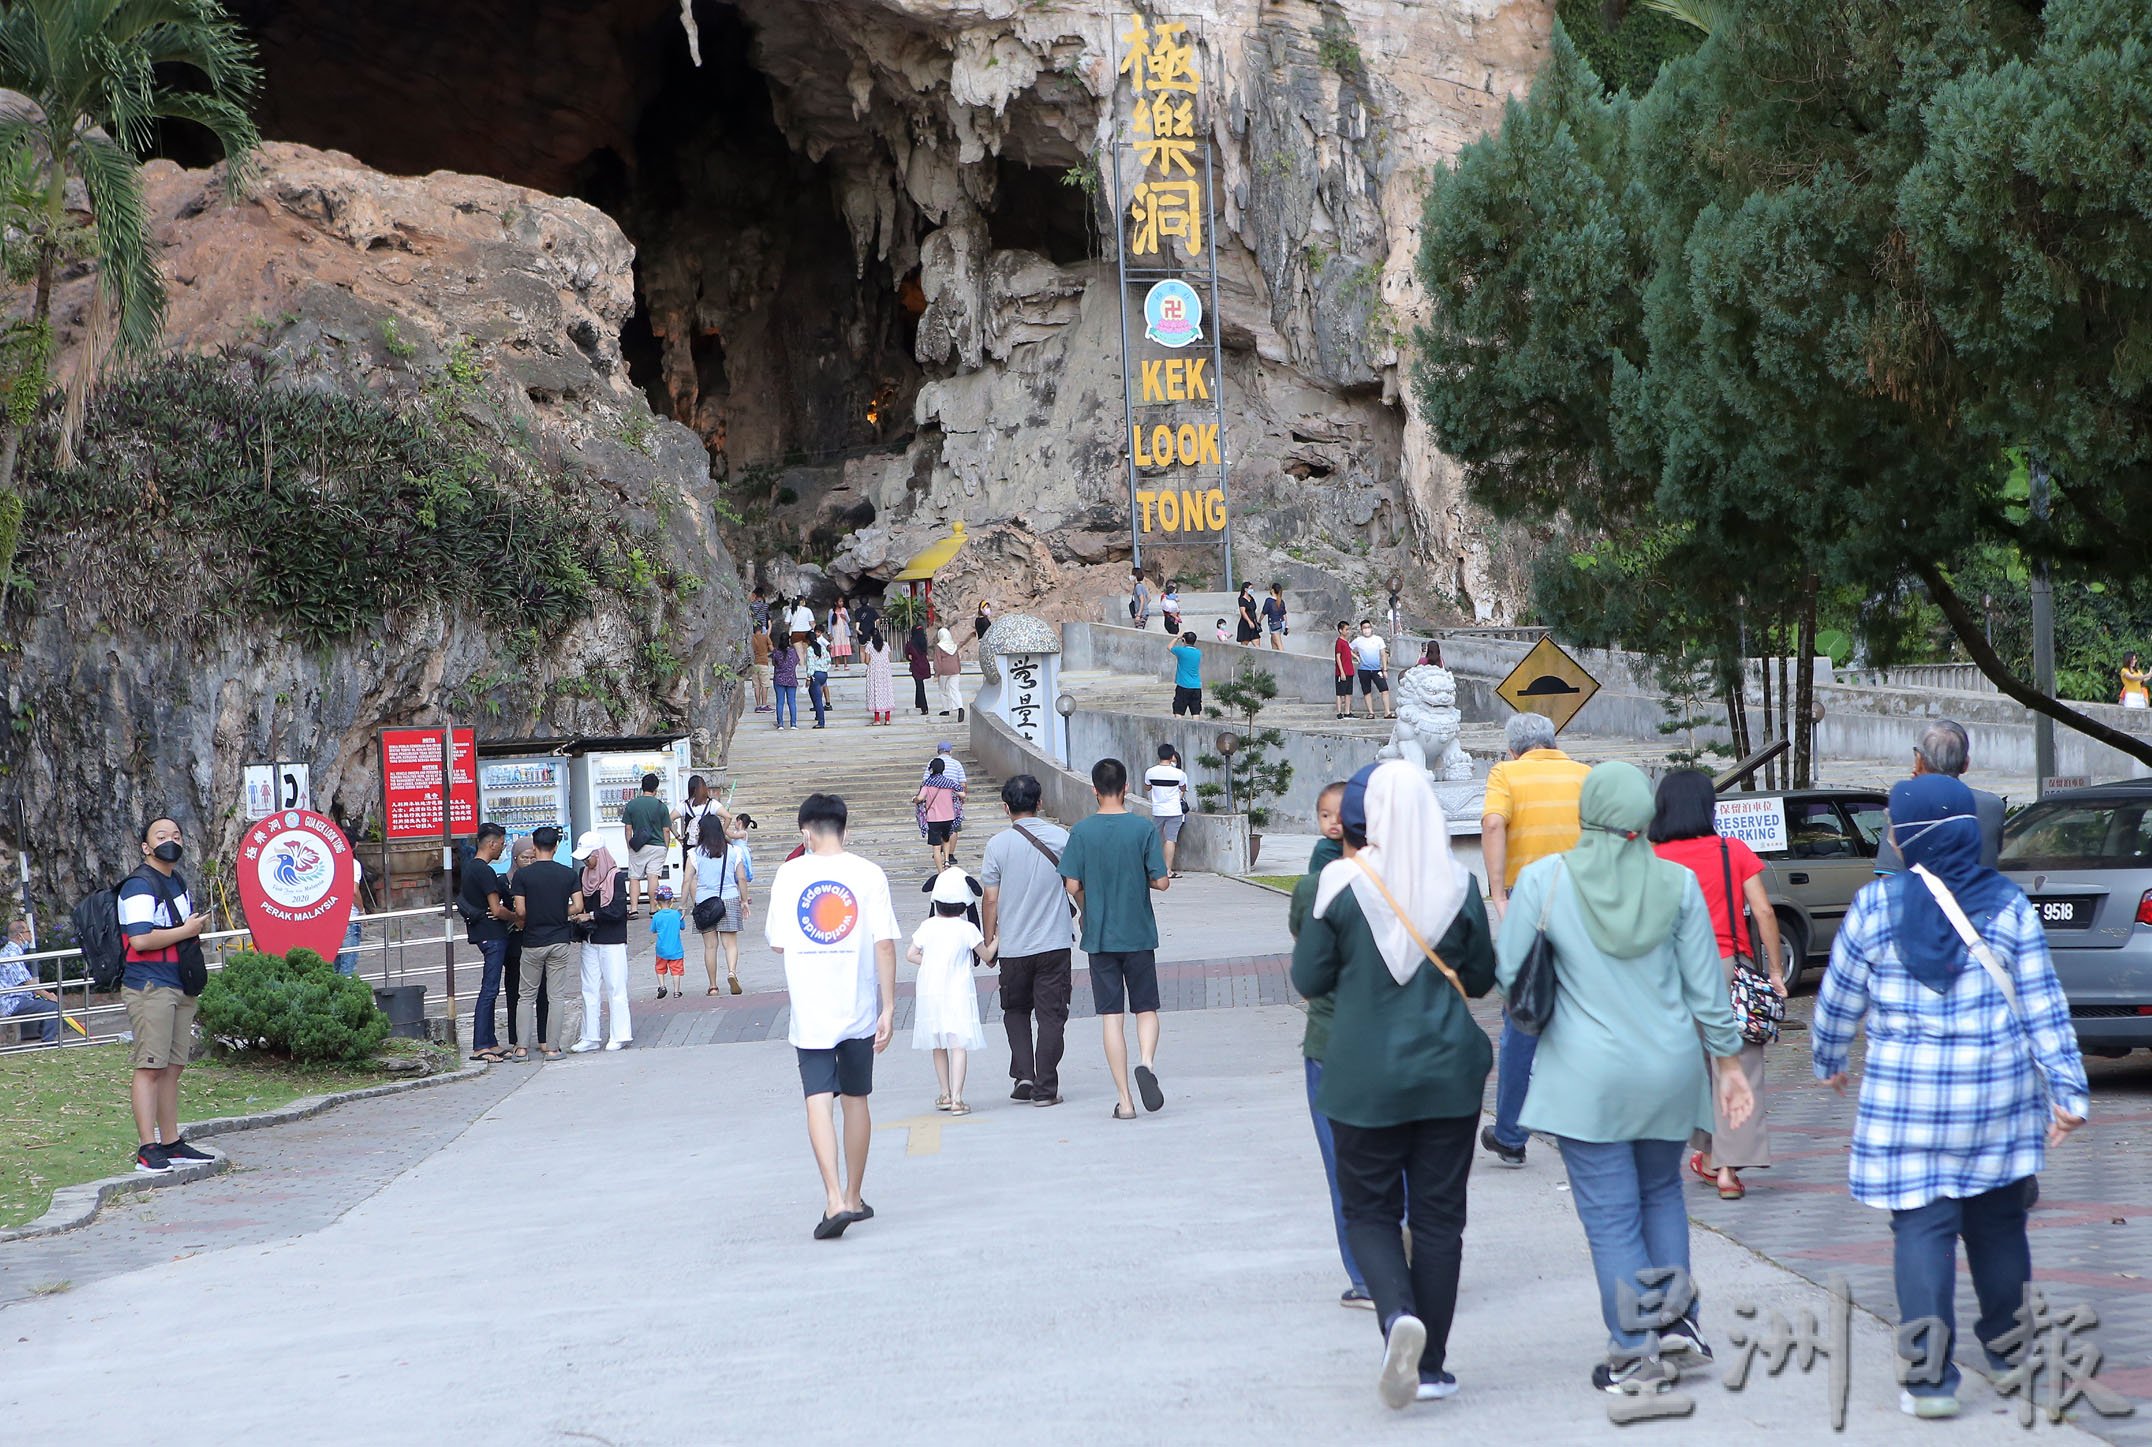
[1999,782,2152,1056]
[1713,788,1891,992]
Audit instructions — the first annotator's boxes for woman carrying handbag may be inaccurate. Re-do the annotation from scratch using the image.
[1647,769,1785,1200]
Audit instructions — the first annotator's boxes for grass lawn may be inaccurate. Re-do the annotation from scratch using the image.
[1244,874,1300,892]
[0,1042,443,1230]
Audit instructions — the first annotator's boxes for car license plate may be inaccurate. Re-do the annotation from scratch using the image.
[2032,896,2094,929]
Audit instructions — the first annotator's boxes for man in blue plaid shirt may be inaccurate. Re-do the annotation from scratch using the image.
[1813,775,2089,1420]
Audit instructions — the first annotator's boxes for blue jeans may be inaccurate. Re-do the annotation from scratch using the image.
[1890,1178,2033,1397]
[1492,1008,1538,1150]
[472,937,507,1051]
[774,684,798,727]
[808,672,828,726]
[1557,1137,1693,1352]
[336,920,363,976]
[9,999,60,1044]
[1303,1057,1367,1292]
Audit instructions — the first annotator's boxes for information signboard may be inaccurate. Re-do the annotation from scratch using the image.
[381,727,477,839]
[1714,796,1791,855]
[236,808,357,960]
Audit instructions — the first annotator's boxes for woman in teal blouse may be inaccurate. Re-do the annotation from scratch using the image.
[1495,761,1752,1395]
[1292,761,1496,1410]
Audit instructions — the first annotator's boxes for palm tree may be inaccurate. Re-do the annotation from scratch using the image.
[0,0,260,604]
[1637,0,1722,34]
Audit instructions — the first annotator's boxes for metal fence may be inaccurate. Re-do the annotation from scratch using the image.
[0,907,468,1056]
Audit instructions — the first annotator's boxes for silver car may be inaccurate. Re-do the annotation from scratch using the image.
[2000,783,2152,1056]
[1742,789,1891,993]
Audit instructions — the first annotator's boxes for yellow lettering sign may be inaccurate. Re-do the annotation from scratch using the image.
[1129,178,1203,259]
[1140,359,1165,403]
[1135,489,1156,530]
[1157,489,1180,530]
[1137,485,1230,534]
[1179,489,1208,532]
[1120,15,1198,96]
[1184,357,1208,400]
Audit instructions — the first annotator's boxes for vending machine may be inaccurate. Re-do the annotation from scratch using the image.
[568,739,690,863]
[476,755,573,845]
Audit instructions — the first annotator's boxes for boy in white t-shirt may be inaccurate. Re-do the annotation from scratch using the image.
[1143,743,1190,879]
[764,792,900,1240]
[1351,620,1394,721]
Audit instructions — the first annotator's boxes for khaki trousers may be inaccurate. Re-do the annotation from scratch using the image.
[519,942,583,1051]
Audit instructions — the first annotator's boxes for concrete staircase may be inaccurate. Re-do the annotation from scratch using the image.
[713,664,1000,885]
[1113,590,1338,657]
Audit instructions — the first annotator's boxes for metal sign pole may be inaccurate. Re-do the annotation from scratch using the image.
[1110,137,1143,573]
[1203,141,1232,593]
[438,723,459,1050]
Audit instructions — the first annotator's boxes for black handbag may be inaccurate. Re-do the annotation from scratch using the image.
[150,871,210,996]
[692,895,728,931]
[1506,863,1562,1035]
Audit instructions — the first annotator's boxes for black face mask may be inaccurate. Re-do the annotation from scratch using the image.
[152,840,183,864]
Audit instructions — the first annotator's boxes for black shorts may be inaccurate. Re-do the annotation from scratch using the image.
[1358,670,1389,695]
[1172,685,1203,716]
[796,1036,875,1098]
[1088,949,1161,1015]
[925,820,953,846]
[1334,676,1353,699]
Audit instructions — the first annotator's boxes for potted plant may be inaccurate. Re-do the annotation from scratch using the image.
[1194,664,1294,865]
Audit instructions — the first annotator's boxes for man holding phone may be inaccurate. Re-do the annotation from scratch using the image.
[121,817,213,1173]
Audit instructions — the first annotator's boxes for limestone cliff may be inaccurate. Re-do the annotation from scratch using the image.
[2,144,746,912]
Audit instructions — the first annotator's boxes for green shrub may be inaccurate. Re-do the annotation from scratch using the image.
[196,948,390,1064]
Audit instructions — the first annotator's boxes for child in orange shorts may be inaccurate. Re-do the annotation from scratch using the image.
[652,883,686,998]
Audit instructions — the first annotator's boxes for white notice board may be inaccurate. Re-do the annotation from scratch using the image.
[1714,796,1789,854]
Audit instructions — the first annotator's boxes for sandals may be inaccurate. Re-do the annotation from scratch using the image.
[505,1048,531,1062]
[1718,1172,1746,1200]
[1112,1104,1137,1120]
[935,1095,952,1112]
[948,1101,972,1116]
[469,1048,507,1063]
[706,986,721,996]
[1688,1151,1716,1186]
[729,975,742,996]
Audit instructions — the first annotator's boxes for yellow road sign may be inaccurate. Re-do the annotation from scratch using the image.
[1497,636,1601,734]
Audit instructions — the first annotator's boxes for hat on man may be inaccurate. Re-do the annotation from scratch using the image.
[929,867,982,906]
[937,741,955,754]
[572,829,606,859]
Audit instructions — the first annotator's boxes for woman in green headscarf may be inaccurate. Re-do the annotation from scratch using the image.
[1494,761,1753,1393]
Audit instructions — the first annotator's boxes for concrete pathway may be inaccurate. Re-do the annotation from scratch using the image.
[0,1002,2090,1444]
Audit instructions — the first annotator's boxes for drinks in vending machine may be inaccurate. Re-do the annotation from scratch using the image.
[479,757,569,840]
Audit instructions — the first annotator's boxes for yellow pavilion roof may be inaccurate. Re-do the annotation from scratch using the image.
[891,520,968,582]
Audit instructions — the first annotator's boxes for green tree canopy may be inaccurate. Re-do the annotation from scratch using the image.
[1416,0,2152,764]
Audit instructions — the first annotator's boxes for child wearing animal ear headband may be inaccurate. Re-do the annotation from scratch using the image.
[907,867,994,1114]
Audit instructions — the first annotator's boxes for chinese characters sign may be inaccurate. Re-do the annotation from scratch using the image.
[1115,12,1229,554]
[236,808,357,961]
[381,727,478,840]
[1004,653,1048,748]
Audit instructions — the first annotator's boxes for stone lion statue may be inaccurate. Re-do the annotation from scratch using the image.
[1377,665,1473,782]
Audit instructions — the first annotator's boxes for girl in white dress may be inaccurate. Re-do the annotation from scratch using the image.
[910,867,995,1114]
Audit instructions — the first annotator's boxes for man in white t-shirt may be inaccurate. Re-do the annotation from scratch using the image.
[764,792,899,1240]
[1143,743,1190,879]
[1351,620,1394,721]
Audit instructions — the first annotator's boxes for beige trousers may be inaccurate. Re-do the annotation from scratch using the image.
[1692,953,1770,1169]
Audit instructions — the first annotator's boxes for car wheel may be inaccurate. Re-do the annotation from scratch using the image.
[1776,913,1810,994]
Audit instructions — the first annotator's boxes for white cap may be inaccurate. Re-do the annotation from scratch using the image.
[573,830,606,860]
[929,867,979,907]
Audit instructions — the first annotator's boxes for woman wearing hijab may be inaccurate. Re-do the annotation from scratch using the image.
[905,623,932,715]
[1292,761,1497,1410]
[1235,583,1261,644]
[1495,761,1752,1394]
[1648,768,1785,1200]
[571,833,633,1051]
[932,626,965,719]
[1813,775,2088,1420]
[862,627,896,724]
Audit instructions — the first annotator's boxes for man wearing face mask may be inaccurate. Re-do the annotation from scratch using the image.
[120,818,214,1173]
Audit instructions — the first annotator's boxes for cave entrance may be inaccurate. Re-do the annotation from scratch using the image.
[228,0,923,476]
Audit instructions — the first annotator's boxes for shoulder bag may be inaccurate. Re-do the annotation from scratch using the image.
[1013,822,1081,925]
[1908,865,2023,1021]
[1720,842,1783,1047]
[1506,862,1562,1034]
[1351,859,1468,1001]
[150,871,209,996]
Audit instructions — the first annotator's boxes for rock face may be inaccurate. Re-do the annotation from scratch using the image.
[222,0,1553,623]
[3,143,747,913]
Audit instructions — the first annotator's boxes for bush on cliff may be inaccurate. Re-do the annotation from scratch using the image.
[196,947,390,1064]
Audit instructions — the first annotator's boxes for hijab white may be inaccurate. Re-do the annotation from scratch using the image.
[1312,760,1469,986]
[935,627,958,655]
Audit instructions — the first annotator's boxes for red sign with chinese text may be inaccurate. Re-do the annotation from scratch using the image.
[381,727,478,840]
[236,809,358,961]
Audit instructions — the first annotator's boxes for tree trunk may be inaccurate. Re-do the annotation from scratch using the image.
[1920,562,2152,769]
[1793,577,1818,789]
[1776,626,1792,790]
[1758,635,1776,788]
[0,245,57,622]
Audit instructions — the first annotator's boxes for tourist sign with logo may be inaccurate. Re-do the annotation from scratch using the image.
[236,808,358,960]
[1497,636,1602,734]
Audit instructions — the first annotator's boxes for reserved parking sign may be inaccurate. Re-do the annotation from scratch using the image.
[1715,796,1790,854]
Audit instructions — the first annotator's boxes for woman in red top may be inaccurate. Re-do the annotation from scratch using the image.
[1647,769,1786,1200]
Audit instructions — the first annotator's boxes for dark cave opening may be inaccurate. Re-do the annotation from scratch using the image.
[987,155,1094,266]
[225,0,922,473]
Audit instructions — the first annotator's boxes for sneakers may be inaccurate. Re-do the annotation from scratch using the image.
[569,1040,602,1053]
[603,1041,626,1051]
[1480,1125,1526,1168]
[1011,1080,1035,1101]
[134,1143,171,1174]
[1341,1286,1376,1310]
[162,1139,215,1165]
[1592,1356,1680,1395]
[1658,1316,1713,1365]
[1900,1391,1961,1419]
[1031,1092,1064,1107]
[1415,1372,1459,1401]
[1379,1314,1428,1410]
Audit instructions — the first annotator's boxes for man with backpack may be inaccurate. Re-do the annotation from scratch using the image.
[119,818,215,1173]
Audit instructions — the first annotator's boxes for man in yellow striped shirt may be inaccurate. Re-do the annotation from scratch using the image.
[1480,712,1588,1169]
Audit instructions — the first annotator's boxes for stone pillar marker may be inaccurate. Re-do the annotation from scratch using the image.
[978,615,1066,766]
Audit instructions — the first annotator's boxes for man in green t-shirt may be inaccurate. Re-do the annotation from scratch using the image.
[1060,757,1171,1119]
[621,774,675,917]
